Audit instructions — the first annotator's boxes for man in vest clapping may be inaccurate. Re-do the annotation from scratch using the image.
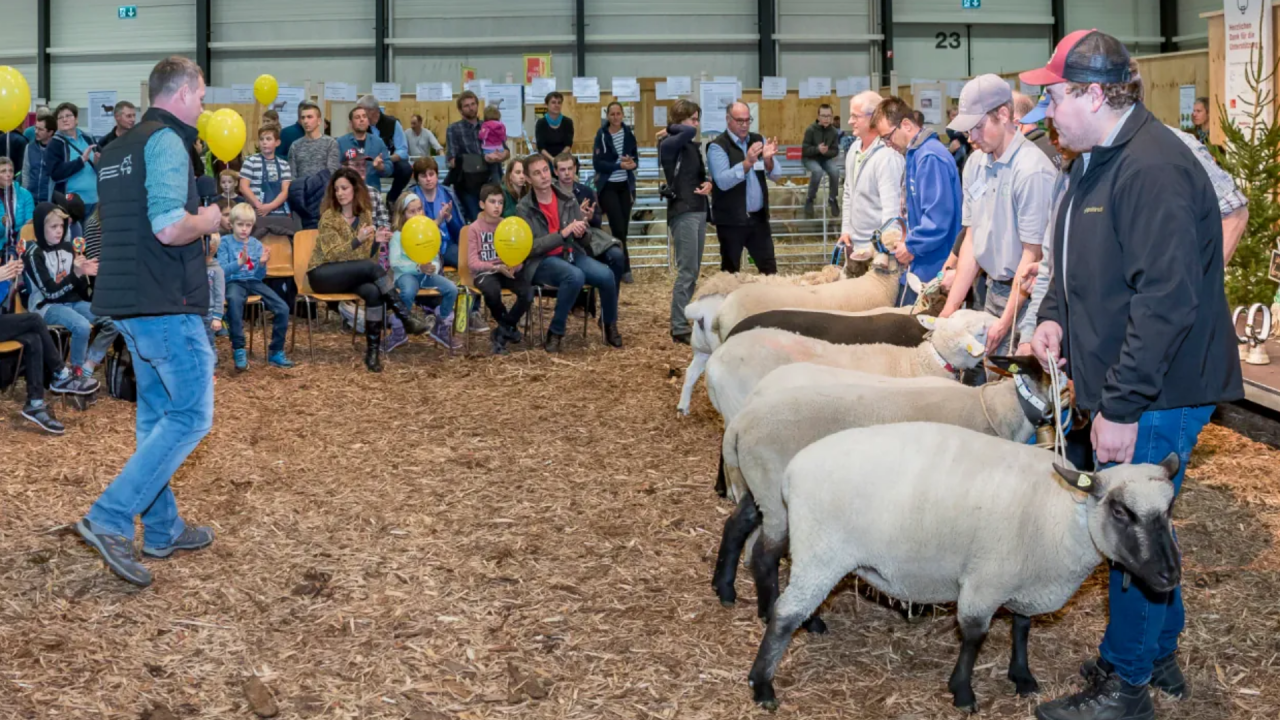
[707,102,779,275]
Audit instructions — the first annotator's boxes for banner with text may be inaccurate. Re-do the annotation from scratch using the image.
[1225,0,1273,130]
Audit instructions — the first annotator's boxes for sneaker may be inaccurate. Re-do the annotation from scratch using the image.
[50,372,99,396]
[1081,655,1187,700]
[621,272,634,284]
[142,525,215,558]
[233,349,248,371]
[382,326,409,354]
[469,310,490,334]
[75,518,152,587]
[21,403,65,435]
[544,330,563,353]
[1035,672,1155,720]
[268,351,295,368]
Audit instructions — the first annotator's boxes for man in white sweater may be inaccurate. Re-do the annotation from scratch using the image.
[836,91,905,273]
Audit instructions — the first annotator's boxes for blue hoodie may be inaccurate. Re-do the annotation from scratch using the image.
[409,184,463,262]
[903,128,962,286]
[217,233,267,283]
[337,133,392,190]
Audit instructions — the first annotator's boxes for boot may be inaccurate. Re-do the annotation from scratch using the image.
[605,323,623,348]
[364,321,384,373]
[544,329,563,353]
[803,200,815,219]
[376,276,429,335]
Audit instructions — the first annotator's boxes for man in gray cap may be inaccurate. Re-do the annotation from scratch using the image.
[1024,29,1242,720]
[940,73,1056,356]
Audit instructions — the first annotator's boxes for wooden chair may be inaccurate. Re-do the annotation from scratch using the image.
[290,229,364,361]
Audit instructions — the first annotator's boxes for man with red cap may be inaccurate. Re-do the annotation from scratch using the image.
[1024,29,1243,720]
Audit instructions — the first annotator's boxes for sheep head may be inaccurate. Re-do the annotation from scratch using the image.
[985,354,1064,424]
[1054,454,1182,593]
[906,272,947,316]
[917,309,996,371]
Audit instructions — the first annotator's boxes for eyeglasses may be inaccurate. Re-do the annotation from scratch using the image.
[729,115,752,124]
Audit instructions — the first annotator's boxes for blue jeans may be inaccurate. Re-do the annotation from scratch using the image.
[532,253,619,336]
[1097,404,1215,686]
[86,314,214,547]
[803,157,840,202]
[225,279,289,355]
[396,271,459,317]
[594,245,627,286]
[41,300,118,368]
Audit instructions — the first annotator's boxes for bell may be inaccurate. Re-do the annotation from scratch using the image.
[1247,343,1271,366]
[1035,425,1056,449]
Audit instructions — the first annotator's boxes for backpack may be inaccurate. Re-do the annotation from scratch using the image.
[105,335,136,402]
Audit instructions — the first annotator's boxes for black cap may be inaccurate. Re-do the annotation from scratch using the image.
[1062,31,1132,84]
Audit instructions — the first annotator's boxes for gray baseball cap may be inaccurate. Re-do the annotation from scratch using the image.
[947,74,1013,132]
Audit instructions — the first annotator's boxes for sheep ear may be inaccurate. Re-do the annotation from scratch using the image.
[907,272,923,293]
[1055,463,1101,495]
[1157,452,1181,479]
[917,315,938,330]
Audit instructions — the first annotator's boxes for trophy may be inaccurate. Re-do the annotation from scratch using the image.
[1234,303,1272,365]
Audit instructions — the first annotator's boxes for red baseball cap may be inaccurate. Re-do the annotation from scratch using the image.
[1020,29,1131,86]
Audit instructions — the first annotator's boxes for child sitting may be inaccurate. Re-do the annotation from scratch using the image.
[238,124,292,217]
[468,184,532,355]
[205,234,225,367]
[479,106,507,183]
[22,202,119,379]
[216,203,293,370]
[388,193,460,351]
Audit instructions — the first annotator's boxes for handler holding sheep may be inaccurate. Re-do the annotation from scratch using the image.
[1024,30,1243,720]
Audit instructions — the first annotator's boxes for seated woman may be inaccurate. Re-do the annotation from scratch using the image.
[0,256,99,434]
[407,156,464,269]
[23,203,119,378]
[310,167,428,373]
[501,157,527,218]
[388,193,460,352]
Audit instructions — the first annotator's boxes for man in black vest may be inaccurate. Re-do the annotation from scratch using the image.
[357,95,411,204]
[707,101,779,274]
[78,56,223,588]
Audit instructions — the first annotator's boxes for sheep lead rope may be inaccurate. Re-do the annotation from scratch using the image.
[1047,350,1068,466]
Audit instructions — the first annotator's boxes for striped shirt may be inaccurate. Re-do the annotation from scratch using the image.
[608,130,627,183]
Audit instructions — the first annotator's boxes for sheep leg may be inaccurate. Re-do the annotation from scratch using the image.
[947,615,991,714]
[748,564,843,710]
[1007,613,1039,696]
[677,351,708,416]
[750,535,787,622]
[712,492,761,607]
[714,452,727,497]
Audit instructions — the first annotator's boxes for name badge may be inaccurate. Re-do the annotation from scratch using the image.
[753,159,765,172]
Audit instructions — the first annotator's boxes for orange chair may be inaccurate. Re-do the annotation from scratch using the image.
[291,229,364,361]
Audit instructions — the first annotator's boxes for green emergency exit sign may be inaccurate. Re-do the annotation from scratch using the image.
[118,5,138,19]
[962,0,980,7]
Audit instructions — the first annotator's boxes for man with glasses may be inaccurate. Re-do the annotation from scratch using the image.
[836,90,904,276]
[707,101,779,274]
[940,74,1056,355]
[872,96,960,306]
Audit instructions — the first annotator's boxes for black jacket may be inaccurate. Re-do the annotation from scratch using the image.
[658,123,708,218]
[24,202,89,308]
[801,122,839,160]
[709,131,769,226]
[1037,103,1242,423]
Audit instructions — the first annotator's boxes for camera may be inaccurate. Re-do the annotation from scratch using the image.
[658,182,678,201]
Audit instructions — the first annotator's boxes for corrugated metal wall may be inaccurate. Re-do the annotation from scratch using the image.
[1176,0,1219,48]
[777,0,875,89]
[1067,0,1164,55]
[211,0,375,88]
[890,0,1052,82]
[0,9,38,101]
[585,0,758,86]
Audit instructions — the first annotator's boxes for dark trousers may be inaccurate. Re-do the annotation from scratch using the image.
[456,190,481,224]
[475,272,532,329]
[387,159,413,204]
[0,312,62,402]
[598,181,634,272]
[308,260,390,322]
[716,212,776,274]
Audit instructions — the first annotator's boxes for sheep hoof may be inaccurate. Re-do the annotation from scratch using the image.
[951,692,979,714]
[713,584,736,606]
[751,682,778,711]
[801,615,828,635]
[1010,674,1040,697]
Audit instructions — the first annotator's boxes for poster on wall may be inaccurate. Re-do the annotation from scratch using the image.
[916,89,943,125]
[761,76,787,100]
[528,77,556,104]
[461,66,477,87]
[324,82,357,102]
[417,82,452,102]
[1225,0,1273,130]
[87,90,118,139]
[372,83,401,103]
[572,76,600,103]
[524,54,552,85]
[699,81,739,134]
[612,77,640,103]
[1179,85,1197,130]
[483,84,524,138]
[275,86,306,127]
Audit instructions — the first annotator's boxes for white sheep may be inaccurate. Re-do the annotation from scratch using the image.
[678,265,845,417]
[747,422,1182,714]
[705,310,995,423]
[713,356,1061,630]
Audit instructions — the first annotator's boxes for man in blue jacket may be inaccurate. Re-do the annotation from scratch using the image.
[872,97,961,306]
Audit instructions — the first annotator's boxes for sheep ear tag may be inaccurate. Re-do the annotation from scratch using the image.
[917,315,938,330]
[965,342,985,358]
[1054,463,1095,494]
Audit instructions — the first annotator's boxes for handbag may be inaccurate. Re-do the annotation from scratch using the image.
[459,153,490,192]
[586,227,621,257]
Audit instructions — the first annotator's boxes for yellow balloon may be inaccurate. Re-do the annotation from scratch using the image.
[401,216,442,265]
[494,216,533,267]
[206,108,246,162]
[0,66,32,133]
[253,74,279,107]
[196,110,213,140]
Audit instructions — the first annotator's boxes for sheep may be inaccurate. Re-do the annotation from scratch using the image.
[713,356,1060,630]
[724,307,930,347]
[747,422,1183,714]
[705,309,995,424]
[677,265,845,417]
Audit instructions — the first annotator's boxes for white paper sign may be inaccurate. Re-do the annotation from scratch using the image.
[851,76,873,95]
[87,90,118,139]
[666,76,691,97]
[654,81,670,101]
[761,76,787,100]
[653,105,667,127]
[483,84,524,138]
[324,82,357,102]
[529,77,557,104]
[802,77,832,99]
[835,77,856,97]
[947,80,967,99]
[1179,84,1197,130]
[612,77,640,103]
[572,76,600,103]
[205,86,231,105]
[274,86,306,127]
[416,82,452,102]
[1226,0,1273,130]
[699,81,740,134]
[230,84,254,104]
[372,83,401,103]
[916,89,943,125]
[464,79,490,96]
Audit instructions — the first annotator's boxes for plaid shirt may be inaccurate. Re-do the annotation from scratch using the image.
[1168,125,1246,217]
[446,118,483,160]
